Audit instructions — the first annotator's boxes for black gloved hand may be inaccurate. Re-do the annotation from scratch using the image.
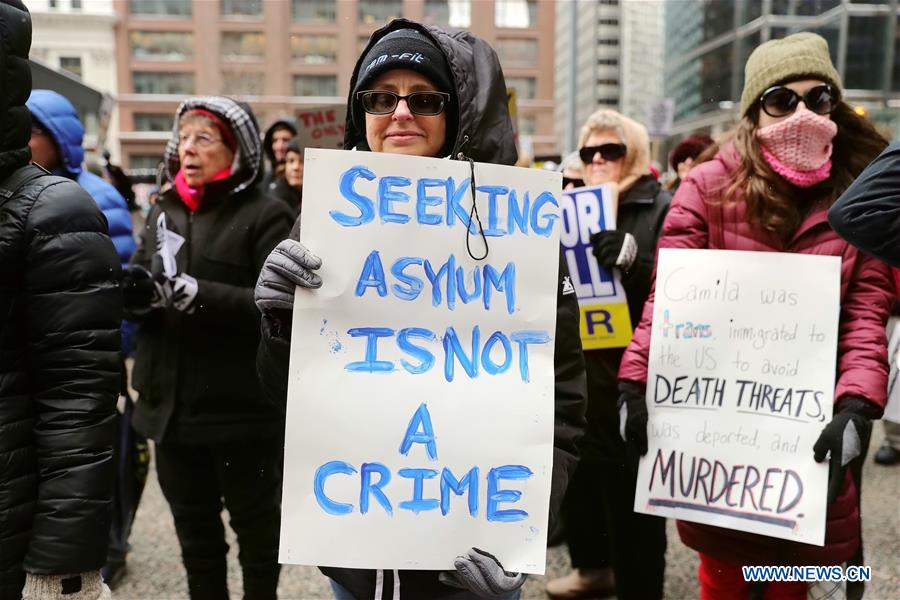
[590,230,638,272]
[121,265,156,310]
[813,396,877,504]
[618,380,648,455]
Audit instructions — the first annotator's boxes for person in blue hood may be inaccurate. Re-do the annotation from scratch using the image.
[27,89,142,588]
[27,89,136,269]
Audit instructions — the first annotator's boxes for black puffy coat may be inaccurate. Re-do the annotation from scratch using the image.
[1,5,122,593]
[828,141,900,266]
[258,18,586,600]
[130,98,293,444]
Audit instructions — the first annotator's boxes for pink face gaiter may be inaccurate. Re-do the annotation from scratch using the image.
[757,105,838,188]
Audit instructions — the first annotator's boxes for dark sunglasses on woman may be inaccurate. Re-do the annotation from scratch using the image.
[357,90,450,116]
[759,83,837,118]
[579,143,627,164]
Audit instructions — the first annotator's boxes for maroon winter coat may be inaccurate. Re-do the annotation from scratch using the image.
[619,144,892,566]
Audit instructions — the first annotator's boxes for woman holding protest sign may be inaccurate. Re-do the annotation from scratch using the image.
[255,18,587,600]
[121,97,293,599]
[547,110,670,600]
[617,33,891,599]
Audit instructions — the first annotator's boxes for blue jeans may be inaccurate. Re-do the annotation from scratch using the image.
[328,577,522,600]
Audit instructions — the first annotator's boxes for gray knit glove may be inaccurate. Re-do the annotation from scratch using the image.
[22,572,111,600]
[255,239,323,313]
[439,548,527,598]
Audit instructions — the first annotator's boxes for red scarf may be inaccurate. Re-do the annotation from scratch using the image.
[173,167,232,212]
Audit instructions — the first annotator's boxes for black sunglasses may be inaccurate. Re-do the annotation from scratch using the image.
[579,143,627,164]
[759,84,837,118]
[357,90,450,116]
[562,176,584,189]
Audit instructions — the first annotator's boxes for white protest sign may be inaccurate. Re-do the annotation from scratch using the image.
[295,106,347,151]
[634,249,840,546]
[559,185,633,349]
[280,148,562,573]
[884,320,900,424]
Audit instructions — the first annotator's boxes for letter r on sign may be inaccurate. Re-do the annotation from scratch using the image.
[585,309,613,335]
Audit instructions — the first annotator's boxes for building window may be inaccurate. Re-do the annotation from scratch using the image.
[598,39,619,46]
[598,58,618,66]
[221,0,262,17]
[59,56,82,78]
[134,112,173,131]
[221,32,265,61]
[222,71,265,95]
[359,0,402,25]
[293,74,337,96]
[130,31,193,61]
[519,115,536,136]
[495,0,537,28]
[292,0,335,22]
[505,76,536,100]
[291,34,338,64]
[496,38,538,68]
[424,0,471,28]
[597,97,618,106]
[128,154,164,171]
[132,71,194,94]
[71,0,82,9]
[845,15,889,90]
[597,78,617,86]
[128,0,191,17]
[599,18,618,26]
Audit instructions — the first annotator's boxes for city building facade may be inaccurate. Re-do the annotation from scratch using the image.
[554,0,664,155]
[664,0,900,142]
[29,0,120,158]
[112,0,557,170]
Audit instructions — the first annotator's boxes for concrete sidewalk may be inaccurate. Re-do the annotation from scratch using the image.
[114,427,899,599]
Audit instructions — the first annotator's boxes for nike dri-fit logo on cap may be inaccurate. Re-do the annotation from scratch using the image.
[364,52,427,73]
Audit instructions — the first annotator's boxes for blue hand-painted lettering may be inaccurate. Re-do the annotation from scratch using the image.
[398,468,440,513]
[331,165,376,226]
[486,465,533,522]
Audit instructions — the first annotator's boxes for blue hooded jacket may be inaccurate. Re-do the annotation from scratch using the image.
[27,90,136,268]
[28,90,138,356]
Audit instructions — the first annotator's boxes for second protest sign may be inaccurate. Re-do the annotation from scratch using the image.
[280,149,562,572]
[634,248,841,546]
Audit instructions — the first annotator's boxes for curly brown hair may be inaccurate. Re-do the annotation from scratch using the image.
[703,101,888,241]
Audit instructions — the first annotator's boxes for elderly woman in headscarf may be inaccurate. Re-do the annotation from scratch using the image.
[546,109,671,600]
[121,97,293,600]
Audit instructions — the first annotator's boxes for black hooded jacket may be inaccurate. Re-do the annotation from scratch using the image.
[261,118,297,189]
[257,19,586,600]
[0,2,122,595]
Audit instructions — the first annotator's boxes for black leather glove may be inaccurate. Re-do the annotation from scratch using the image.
[590,230,638,272]
[121,264,156,310]
[618,380,648,455]
[813,396,877,503]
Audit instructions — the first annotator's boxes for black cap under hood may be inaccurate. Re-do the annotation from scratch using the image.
[343,18,517,166]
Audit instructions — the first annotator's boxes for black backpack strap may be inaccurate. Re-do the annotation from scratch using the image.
[0,164,50,207]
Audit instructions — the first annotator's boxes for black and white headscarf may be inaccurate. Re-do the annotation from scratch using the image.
[164,96,262,194]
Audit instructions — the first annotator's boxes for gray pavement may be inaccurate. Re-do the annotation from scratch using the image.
[114,427,899,599]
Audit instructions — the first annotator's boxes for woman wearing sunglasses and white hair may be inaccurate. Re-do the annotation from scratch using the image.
[617,33,891,599]
[254,18,587,600]
[547,110,671,600]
